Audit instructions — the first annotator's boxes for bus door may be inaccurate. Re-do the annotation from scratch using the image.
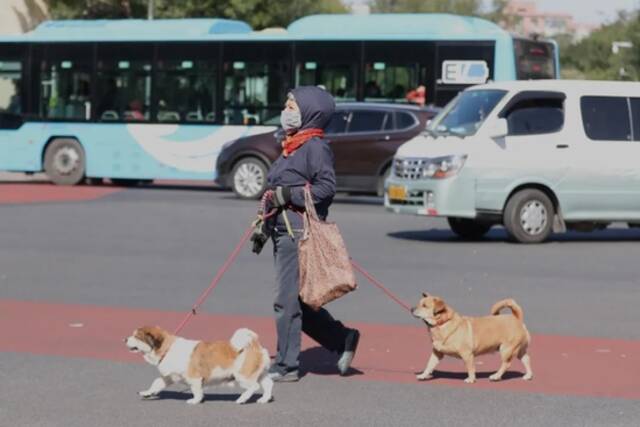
[0,46,26,170]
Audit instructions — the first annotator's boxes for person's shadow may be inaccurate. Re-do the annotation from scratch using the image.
[299,346,364,378]
[425,370,523,381]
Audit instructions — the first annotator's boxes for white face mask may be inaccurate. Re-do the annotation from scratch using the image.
[281,109,302,133]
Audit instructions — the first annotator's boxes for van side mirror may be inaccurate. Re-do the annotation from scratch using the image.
[488,118,508,139]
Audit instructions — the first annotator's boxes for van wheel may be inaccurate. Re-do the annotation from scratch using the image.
[231,157,268,200]
[447,217,492,240]
[503,189,554,243]
[44,138,85,186]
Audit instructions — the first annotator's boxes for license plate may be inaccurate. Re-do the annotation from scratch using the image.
[388,185,407,201]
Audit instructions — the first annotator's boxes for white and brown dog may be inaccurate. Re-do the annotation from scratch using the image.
[125,326,273,404]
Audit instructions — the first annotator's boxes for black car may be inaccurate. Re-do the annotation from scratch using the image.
[216,103,440,199]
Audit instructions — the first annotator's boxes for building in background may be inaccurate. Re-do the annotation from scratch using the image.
[503,1,597,41]
[0,0,49,35]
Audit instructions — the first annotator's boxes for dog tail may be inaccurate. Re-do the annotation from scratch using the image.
[491,299,524,321]
[230,328,259,352]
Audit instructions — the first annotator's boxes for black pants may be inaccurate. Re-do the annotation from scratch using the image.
[272,230,350,373]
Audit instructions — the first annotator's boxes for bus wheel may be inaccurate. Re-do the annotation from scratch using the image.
[44,138,86,186]
[503,189,554,243]
[231,157,268,200]
[447,217,492,240]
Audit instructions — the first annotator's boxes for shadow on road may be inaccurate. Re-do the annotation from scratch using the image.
[388,227,640,243]
[429,369,524,382]
[300,346,364,378]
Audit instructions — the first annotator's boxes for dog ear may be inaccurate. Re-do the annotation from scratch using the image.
[422,292,429,298]
[433,297,447,315]
[141,327,164,349]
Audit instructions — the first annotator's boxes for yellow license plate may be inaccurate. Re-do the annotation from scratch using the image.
[388,185,407,201]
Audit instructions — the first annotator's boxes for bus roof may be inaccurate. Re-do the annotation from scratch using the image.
[0,14,512,43]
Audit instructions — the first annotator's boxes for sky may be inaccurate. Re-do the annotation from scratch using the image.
[525,0,639,24]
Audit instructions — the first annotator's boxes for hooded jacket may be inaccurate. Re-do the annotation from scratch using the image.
[266,86,336,231]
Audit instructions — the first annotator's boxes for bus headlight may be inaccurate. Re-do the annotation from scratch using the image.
[422,155,467,179]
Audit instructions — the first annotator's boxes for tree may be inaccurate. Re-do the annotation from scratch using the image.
[371,0,481,15]
[46,0,347,29]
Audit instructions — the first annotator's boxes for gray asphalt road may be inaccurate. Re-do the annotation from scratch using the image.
[1,184,639,426]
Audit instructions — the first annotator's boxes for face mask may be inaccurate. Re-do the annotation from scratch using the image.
[280,109,302,133]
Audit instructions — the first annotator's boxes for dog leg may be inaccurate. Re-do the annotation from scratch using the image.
[257,375,274,404]
[417,351,443,381]
[235,379,260,405]
[139,376,173,398]
[186,378,204,405]
[520,352,533,381]
[490,345,516,381]
[461,353,476,384]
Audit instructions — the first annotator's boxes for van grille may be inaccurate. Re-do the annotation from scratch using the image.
[393,158,429,180]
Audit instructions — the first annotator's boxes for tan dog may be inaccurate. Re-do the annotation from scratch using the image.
[125,326,273,404]
[412,293,533,384]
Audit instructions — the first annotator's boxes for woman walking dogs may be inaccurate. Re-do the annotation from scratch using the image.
[251,86,360,382]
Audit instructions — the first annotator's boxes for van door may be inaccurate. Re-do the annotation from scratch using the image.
[484,92,571,213]
[563,95,640,220]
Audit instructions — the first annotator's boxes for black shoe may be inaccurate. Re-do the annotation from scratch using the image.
[337,328,360,376]
[268,366,300,383]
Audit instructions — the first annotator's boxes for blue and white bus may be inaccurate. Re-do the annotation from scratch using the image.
[0,14,558,185]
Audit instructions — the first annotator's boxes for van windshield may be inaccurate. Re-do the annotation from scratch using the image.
[426,89,507,137]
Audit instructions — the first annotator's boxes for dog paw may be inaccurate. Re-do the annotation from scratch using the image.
[416,373,432,381]
[257,396,273,404]
[523,373,533,381]
[489,373,502,382]
[464,377,476,384]
[186,398,203,405]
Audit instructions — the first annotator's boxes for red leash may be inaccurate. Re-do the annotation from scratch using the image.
[350,259,413,313]
[173,191,412,334]
[173,192,276,335]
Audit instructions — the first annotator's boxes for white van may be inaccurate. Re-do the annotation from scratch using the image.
[385,80,640,243]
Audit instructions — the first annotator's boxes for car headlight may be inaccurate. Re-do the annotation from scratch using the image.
[422,155,467,179]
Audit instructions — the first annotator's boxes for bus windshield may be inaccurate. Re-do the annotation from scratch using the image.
[426,89,506,137]
[514,39,556,80]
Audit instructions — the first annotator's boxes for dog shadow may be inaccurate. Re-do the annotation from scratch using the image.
[143,390,259,404]
[428,369,523,382]
[299,346,364,378]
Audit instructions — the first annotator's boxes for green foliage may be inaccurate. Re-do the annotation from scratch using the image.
[559,11,640,80]
[46,0,347,29]
[371,0,481,15]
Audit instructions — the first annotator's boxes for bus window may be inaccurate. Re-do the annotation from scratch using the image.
[514,39,556,80]
[363,42,433,104]
[36,44,92,120]
[0,60,21,114]
[223,43,290,126]
[295,42,359,101]
[96,43,153,122]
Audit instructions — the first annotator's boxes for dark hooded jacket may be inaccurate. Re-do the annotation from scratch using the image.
[266,86,336,231]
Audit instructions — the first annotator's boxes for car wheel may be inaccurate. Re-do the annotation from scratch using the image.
[44,138,85,186]
[503,189,554,243]
[231,157,268,200]
[377,166,391,197]
[447,217,492,240]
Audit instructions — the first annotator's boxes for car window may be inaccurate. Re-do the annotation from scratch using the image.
[506,98,564,136]
[348,110,386,133]
[581,96,631,141]
[384,113,393,130]
[325,111,349,134]
[395,111,417,130]
[629,98,640,141]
